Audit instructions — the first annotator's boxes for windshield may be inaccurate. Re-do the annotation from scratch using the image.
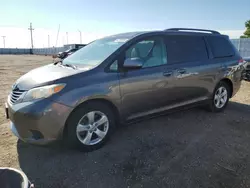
[63,37,128,67]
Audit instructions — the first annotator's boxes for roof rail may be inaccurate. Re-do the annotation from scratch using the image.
[165,28,220,34]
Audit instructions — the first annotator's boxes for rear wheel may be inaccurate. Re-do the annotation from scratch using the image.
[207,81,230,112]
[65,102,116,151]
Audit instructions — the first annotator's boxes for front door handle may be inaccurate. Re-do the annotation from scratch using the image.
[163,71,173,77]
[177,69,186,74]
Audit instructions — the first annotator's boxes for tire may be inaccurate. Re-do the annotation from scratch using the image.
[206,81,231,112]
[65,102,116,151]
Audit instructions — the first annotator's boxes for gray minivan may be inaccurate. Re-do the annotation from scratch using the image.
[5,28,244,151]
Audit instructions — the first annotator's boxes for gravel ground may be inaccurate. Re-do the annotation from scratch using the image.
[1,55,250,188]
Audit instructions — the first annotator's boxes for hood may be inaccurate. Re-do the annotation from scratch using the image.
[14,64,91,90]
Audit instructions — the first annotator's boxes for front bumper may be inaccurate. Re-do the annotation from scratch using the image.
[7,98,73,145]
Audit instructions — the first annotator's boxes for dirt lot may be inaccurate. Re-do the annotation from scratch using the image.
[1,55,250,188]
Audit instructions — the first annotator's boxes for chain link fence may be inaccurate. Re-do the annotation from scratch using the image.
[231,38,250,57]
[0,39,250,57]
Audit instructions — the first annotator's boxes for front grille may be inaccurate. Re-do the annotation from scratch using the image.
[10,90,26,104]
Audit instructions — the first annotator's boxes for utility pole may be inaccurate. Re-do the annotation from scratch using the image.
[78,30,82,44]
[1,36,6,48]
[55,24,60,48]
[48,35,50,48]
[66,32,68,44]
[28,23,34,49]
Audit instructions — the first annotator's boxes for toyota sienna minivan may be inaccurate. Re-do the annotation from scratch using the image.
[5,28,244,151]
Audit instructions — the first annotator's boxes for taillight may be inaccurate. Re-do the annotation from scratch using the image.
[239,58,244,63]
[238,58,245,65]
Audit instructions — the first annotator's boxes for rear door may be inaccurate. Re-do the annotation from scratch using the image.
[164,35,214,103]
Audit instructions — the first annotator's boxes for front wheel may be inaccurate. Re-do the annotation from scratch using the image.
[207,81,230,112]
[65,102,116,151]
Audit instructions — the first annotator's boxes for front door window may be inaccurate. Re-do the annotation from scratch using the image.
[125,38,167,68]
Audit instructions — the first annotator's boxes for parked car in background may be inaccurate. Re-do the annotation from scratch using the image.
[5,28,244,151]
[243,57,250,81]
[56,44,86,59]
[57,48,79,59]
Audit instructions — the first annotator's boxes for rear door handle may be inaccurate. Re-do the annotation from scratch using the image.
[177,69,186,74]
[163,71,173,77]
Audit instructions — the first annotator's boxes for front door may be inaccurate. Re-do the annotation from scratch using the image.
[118,36,177,119]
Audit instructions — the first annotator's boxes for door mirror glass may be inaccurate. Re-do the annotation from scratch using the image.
[123,58,143,69]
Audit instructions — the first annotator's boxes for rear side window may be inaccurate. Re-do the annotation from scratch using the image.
[165,35,208,64]
[206,36,235,58]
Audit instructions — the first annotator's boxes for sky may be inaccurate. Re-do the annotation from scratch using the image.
[0,0,249,48]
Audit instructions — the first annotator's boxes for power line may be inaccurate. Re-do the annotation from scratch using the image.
[1,36,6,48]
[28,23,34,49]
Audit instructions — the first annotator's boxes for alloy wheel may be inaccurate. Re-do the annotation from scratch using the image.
[214,86,228,109]
[76,111,109,145]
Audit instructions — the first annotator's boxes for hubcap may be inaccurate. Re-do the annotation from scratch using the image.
[214,86,228,109]
[76,111,109,145]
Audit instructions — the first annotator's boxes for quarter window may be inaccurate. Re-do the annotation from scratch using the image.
[110,60,118,71]
[206,36,235,58]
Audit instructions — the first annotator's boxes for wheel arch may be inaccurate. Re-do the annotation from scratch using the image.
[218,78,233,98]
[62,98,120,139]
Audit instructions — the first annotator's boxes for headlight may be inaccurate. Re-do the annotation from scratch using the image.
[22,84,66,102]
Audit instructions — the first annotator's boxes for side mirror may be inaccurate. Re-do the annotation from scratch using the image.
[123,58,143,70]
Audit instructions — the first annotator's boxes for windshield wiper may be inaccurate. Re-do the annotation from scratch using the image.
[54,60,62,65]
[54,60,77,69]
[64,63,77,70]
